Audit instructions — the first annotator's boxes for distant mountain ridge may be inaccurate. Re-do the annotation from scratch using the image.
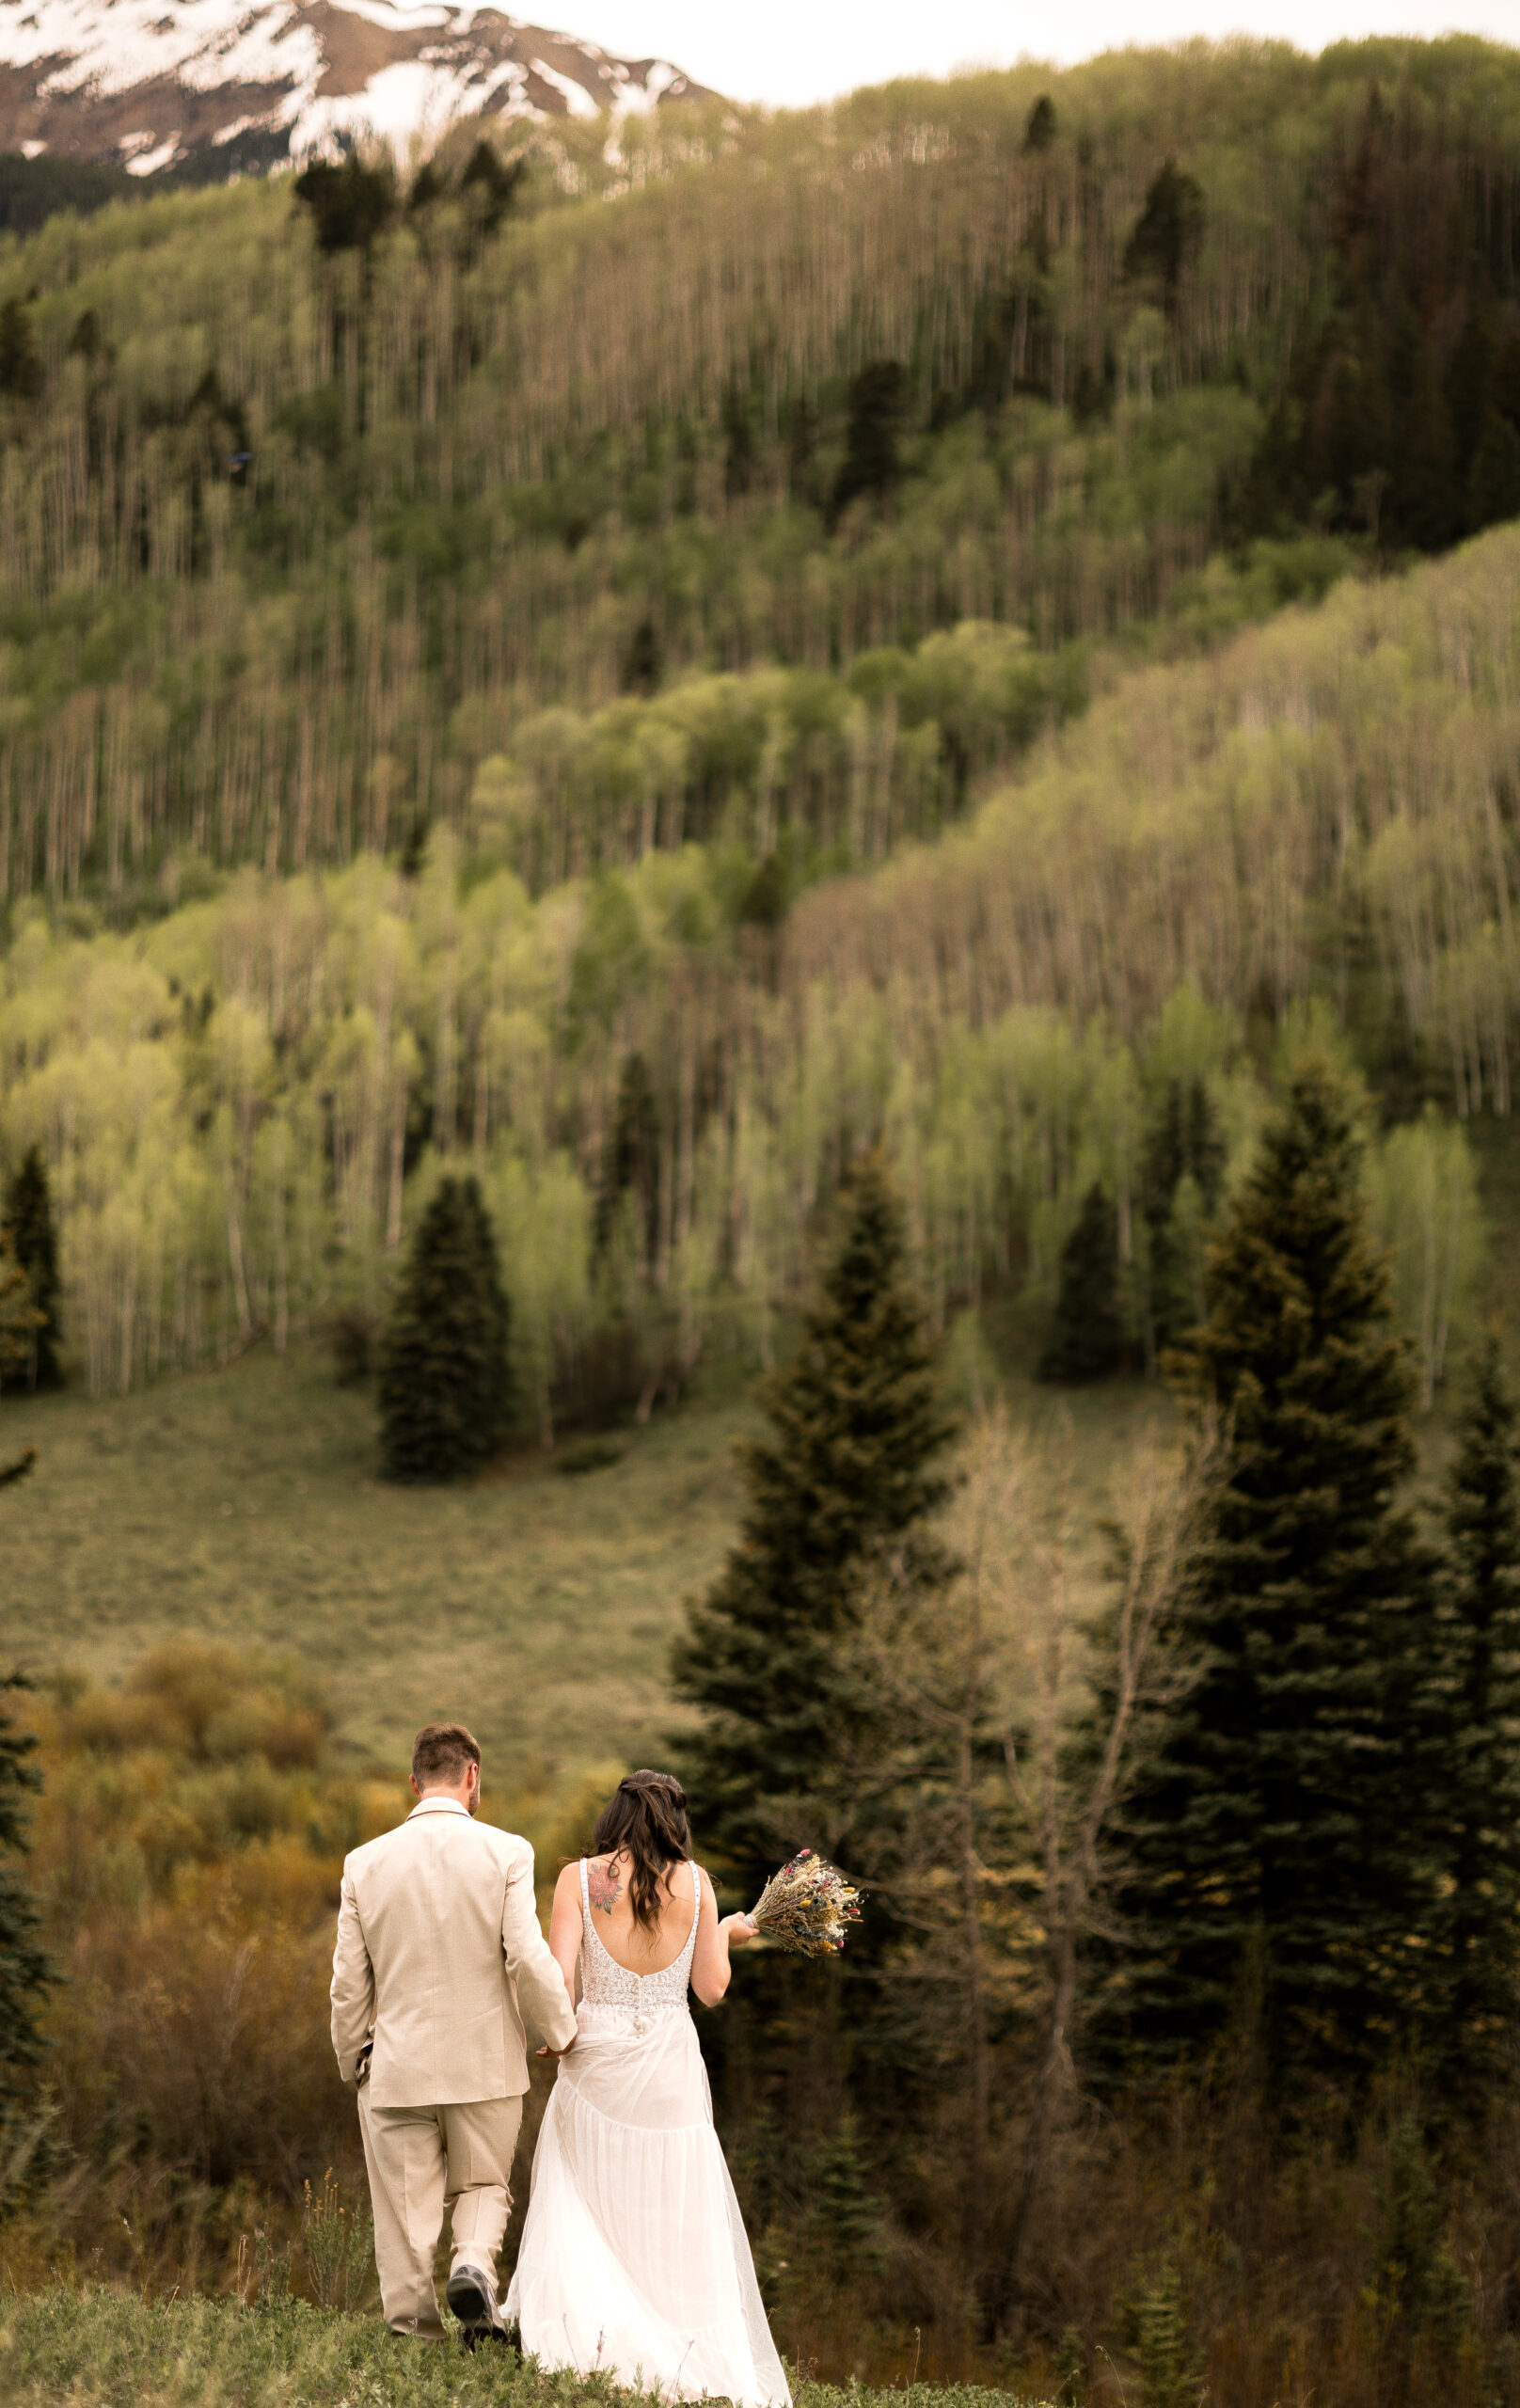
[0,0,713,179]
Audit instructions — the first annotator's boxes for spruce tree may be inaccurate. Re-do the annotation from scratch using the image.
[1121,162,1205,310]
[672,1156,955,1893]
[1426,1333,1520,2090]
[378,1175,511,1482]
[831,361,908,525]
[1109,1058,1433,2080]
[1140,1078,1226,1360]
[1038,1183,1124,1383]
[0,1676,50,2096]
[2,1148,60,1389]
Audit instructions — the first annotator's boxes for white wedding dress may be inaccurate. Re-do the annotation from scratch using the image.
[507,1859,791,2407]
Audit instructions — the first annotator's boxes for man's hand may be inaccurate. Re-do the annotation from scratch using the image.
[535,2038,576,2058]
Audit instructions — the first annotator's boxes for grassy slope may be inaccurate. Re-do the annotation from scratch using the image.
[0,1348,749,1787]
[0,2290,1053,2408]
[0,1340,1164,1789]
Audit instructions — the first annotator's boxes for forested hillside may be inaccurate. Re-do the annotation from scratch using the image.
[1,521,1502,1406]
[4,37,1520,904]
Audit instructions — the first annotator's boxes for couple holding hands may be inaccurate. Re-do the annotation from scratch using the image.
[330,1722,790,2406]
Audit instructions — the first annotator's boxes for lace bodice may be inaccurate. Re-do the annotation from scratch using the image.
[579,1857,700,2031]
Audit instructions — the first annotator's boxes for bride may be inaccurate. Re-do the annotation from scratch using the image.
[507,1769,791,2408]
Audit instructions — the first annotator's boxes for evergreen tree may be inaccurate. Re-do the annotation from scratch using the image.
[458,139,524,239]
[1140,1079,1225,1360]
[378,1176,511,1482]
[1426,1333,1520,2090]
[1109,1058,1434,2081]
[1022,95,1057,154]
[3,1147,61,1389]
[1122,162,1205,310]
[1038,1183,1124,1383]
[596,1051,660,1265]
[0,1233,41,1396]
[0,297,42,403]
[293,153,397,253]
[831,361,908,525]
[0,1676,50,2097]
[671,1155,955,1893]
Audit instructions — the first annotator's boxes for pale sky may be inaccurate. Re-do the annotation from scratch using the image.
[555,4,1520,109]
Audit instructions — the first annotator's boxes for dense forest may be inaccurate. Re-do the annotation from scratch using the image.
[0,522,1498,1408]
[4,37,1520,907]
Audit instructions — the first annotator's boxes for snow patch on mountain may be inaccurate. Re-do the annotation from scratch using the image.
[0,0,712,173]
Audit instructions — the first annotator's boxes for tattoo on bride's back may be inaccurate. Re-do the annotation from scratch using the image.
[587,1861,622,1915]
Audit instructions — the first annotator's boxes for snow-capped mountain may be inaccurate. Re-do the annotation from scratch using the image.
[0,0,712,178]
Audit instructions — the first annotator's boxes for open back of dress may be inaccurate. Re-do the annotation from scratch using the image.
[506,1860,791,2407]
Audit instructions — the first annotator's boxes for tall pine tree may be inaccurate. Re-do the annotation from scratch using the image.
[1426,1332,1520,2092]
[1109,1058,1434,2082]
[672,1155,955,1894]
[2,1148,61,1390]
[378,1176,511,1481]
[1039,1183,1124,1383]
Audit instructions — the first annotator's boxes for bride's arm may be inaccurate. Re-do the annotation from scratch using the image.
[548,1862,584,2009]
[690,1867,757,2007]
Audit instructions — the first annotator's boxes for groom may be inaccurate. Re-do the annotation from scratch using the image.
[330,1721,578,2344]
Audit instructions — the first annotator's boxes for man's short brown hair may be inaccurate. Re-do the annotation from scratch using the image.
[412,1723,482,1787]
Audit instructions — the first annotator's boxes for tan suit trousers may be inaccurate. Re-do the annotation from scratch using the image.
[357,2088,523,2339]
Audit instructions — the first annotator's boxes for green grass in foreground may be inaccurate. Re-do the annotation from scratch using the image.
[0,2290,1053,2408]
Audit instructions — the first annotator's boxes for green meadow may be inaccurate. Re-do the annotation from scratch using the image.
[0,1339,1170,1792]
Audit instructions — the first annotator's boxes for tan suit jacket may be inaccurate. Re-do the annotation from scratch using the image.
[330,1798,577,2108]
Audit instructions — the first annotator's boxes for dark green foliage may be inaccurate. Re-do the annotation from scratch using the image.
[798,2115,887,2282]
[1140,1079,1225,1360]
[1241,105,1520,551]
[1425,1335,1520,2089]
[1109,1059,1433,2080]
[0,298,42,403]
[738,852,788,928]
[621,613,663,695]
[459,141,525,237]
[1445,311,1493,492]
[1039,1184,1124,1384]
[3,1147,61,1389]
[672,1156,954,1892]
[293,155,398,254]
[398,813,430,879]
[596,1051,660,1264]
[407,159,447,214]
[1023,96,1057,154]
[0,1676,50,2096]
[377,1176,511,1482]
[722,382,757,498]
[1122,162,1206,308]
[1373,2118,1475,2399]
[0,151,135,235]
[831,360,908,524]
[1469,409,1520,530]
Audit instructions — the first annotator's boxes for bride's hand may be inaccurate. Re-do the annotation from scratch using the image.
[721,1913,759,1948]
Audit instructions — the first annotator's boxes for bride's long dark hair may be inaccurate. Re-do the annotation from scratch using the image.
[590,1769,692,1932]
